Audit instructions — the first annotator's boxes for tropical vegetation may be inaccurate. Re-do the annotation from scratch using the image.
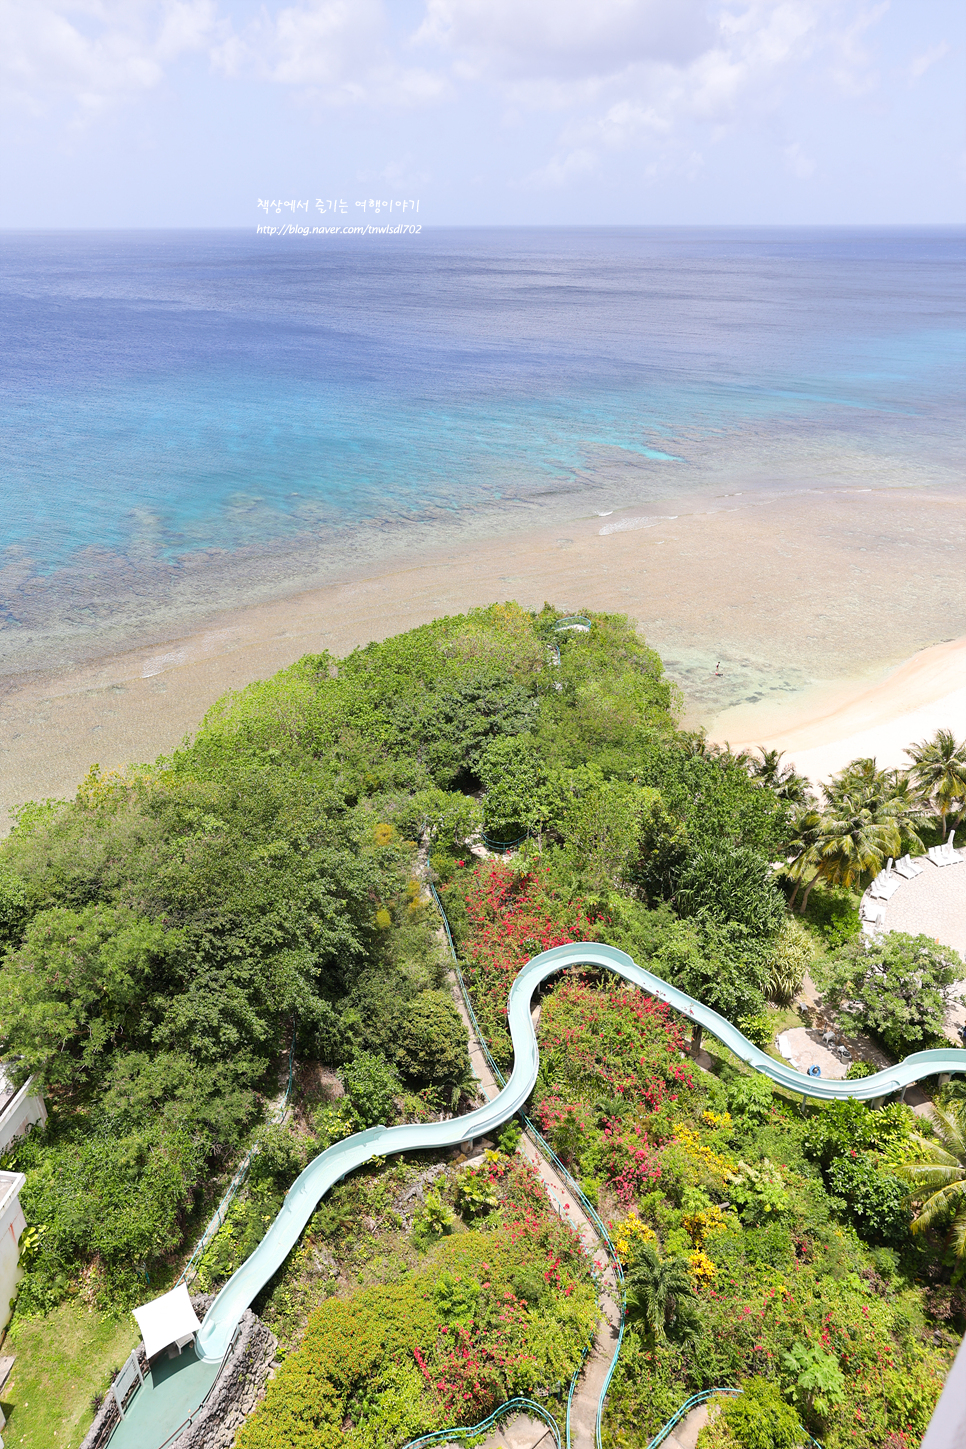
[0,605,961,1449]
[897,1099,966,1263]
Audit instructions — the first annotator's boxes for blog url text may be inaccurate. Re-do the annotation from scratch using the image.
[256,224,422,236]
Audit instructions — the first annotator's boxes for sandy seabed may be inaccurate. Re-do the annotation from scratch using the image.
[1,481,965,829]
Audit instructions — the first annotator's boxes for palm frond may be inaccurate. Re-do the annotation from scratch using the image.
[910,1181,966,1231]
[948,1205,966,1259]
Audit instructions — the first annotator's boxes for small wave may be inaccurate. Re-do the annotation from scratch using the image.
[599,515,678,536]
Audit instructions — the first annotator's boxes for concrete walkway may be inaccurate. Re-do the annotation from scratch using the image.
[877,848,966,962]
[443,991,621,1449]
[663,1402,710,1449]
[431,880,619,1449]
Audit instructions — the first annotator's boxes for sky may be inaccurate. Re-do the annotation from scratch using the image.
[2,0,963,228]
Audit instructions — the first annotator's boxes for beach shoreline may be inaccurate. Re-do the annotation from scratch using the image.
[2,479,965,830]
[709,636,966,783]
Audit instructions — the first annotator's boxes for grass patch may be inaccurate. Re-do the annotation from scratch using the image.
[798,879,861,947]
[2,1302,138,1449]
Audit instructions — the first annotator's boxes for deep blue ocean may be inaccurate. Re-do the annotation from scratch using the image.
[1,227,963,672]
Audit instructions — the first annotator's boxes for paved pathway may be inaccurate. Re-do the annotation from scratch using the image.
[440,992,621,1449]
[663,1403,710,1449]
[875,850,966,1042]
[877,848,966,962]
[427,859,619,1449]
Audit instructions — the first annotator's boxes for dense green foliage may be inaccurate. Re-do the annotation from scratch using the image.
[236,1153,597,1448]
[0,602,960,1449]
[7,604,647,1307]
[701,1379,804,1449]
[815,932,965,1056]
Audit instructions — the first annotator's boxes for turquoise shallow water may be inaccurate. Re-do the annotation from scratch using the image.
[1,226,963,673]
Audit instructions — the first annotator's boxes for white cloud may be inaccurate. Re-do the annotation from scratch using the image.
[0,0,910,192]
[507,2,835,188]
[910,39,949,81]
[596,100,672,145]
[784,140,816,177]
[523,145,598,189]
[1,0,218,114]
[214,0,451,107]
[356,154,432,189]
[824,1,889,97]
[415,0,715,78]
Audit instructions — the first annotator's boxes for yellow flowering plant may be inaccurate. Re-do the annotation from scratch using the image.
[672,1124,734,1178]
[687,1249,717,1285]
[682,1204,729,1247]
[612,1211,657,1264]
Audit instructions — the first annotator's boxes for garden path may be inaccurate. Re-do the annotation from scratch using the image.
[663,1402,709,1449]
[875,852,966,1041]
[435,898,621,1449]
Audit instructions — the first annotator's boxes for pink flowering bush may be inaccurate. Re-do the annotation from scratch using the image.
[443,859,601,1065]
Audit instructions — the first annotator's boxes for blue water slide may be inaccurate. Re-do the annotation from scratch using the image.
[194,940,966,1363]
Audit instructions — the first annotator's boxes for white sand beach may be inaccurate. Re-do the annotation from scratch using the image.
[711,636,966,783]
[2,481,965,830]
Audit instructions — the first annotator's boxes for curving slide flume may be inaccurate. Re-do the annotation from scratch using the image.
[120,942,966,1447]
[195,942,966,1364]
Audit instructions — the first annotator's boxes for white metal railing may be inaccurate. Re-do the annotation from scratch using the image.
[109,1350,144,1419]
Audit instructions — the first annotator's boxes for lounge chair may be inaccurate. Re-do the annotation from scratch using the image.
[928,831,961,867]
[869,870,902,900]
[894,853,924,879]
[860,899,885,927]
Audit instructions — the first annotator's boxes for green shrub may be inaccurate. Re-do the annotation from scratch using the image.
[497,1117,522,1155]
[726,1075,774,1123]
[395,992,470,1085]
[454,1167,499,1220]
[412,1188,455,1243]
[802,882,861,946]
[764,918,813,1006]
[725,1160,790,1222]
[657,919,768,1022]
[737,1012,772,1050]
[782,1341,846,1425]
[825,1153,909,1246]
[341,1053,401,1129]
[675,846,786,937]
[815,932,965,1057]
[719,1378,802,1449]
[802,1098,913,1170]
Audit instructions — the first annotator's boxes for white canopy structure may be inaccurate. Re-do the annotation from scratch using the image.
[132,1283,201,1359]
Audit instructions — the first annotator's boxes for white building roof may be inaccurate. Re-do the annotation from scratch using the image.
[132,1283,201,1359]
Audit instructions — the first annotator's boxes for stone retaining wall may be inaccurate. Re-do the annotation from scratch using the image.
[79,1295,276,1449]
[172,1309,276,1449]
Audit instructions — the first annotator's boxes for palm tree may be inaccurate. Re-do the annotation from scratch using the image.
[677,729,725,760]
[784,806,824,910]
[810,789,902,896]
[895,1099,966,1261]
[788,761,927,913]
[748,747,812,805]
[624,1244,697,1341]
[449,1063,481,1114]
[906,729,966,842]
